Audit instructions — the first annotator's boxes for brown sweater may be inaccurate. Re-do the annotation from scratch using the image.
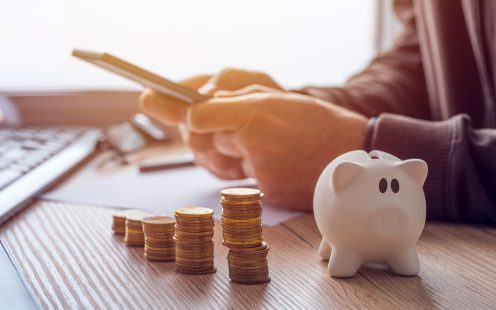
[301,0,496,224]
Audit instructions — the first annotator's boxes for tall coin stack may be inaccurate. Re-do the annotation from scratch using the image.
[174,207,216,274]
[142,216,176,261]
[125,211,154,247]
[221,188,270,284]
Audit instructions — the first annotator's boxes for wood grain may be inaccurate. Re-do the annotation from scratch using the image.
[1,200,495,309]
[283,215,496,309]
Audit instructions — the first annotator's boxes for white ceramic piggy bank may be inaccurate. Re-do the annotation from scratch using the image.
[313,150,428,277]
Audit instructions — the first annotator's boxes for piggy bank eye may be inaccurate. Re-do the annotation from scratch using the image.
[391,178,400,193]
[379,178,387,193]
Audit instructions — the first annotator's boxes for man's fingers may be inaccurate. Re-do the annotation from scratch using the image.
[187,131,216,153]
[197,68,283,96]
[139,73,212,126]
[194,150,246,180]
[179,74,212,90]
[213,84,280,98]
[187,96,255,134]
[213,132,243,158]
[139,89,189,126]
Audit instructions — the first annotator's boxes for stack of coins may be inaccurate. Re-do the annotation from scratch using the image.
[125,211,154,247]
[221,188,270,284]
[112,211,129,235]
[174,207,216,274]
[228,242,270,284]
[142,216,176,261]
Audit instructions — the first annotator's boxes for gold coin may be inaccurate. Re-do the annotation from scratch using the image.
[220,188,261,199]
[176,267,217,275]
[175,217,215,224]
[229,267,269,274]
[175,207,214,218]
[222,225,262,232]
[229,276,270,285]
[142,216,176,225]
[229,241,268,251]
[221,216,261,223]
[175,247,214,253]
[112,210,135,221]
[222,213,262,220]
[146,254,175,259]
[126,211,156,222]
[221,200,262,207]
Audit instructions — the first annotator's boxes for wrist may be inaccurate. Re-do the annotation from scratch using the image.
[363,117,377,151]
[349,115,369,150]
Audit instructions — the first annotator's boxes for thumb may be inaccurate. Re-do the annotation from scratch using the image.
[179,74,212,90]
[187,95,255,134]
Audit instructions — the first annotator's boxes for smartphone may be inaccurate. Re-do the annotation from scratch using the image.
[72,49,209,104]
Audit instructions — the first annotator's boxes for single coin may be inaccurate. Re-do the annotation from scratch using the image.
[175,218,215,224]
[176,267,217,275]
[127,211,156,222]
[229,277,270,285]
[113,209,136,220]
[220,188,261,198]
[221,216,261,223]
[145,254,175,262]
[221,199,263,206]
[175,207,214,218]
[143,216,176,225]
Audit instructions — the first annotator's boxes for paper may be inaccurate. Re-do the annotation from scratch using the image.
[43,152,302,226]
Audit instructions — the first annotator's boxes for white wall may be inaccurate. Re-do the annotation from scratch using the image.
[0,0,375,91]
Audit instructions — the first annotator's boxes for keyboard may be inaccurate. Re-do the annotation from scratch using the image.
[0,126,101,225]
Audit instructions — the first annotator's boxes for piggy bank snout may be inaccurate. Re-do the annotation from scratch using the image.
[368,206,410,239]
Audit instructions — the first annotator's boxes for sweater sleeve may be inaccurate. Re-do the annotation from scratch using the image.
[299,0,431,120]
[367,113,496,224]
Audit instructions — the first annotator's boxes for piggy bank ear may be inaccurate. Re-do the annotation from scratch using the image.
[398,159,428,185]
[332,162,364,192]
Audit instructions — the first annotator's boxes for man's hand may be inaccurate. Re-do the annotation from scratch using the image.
[198,68,282,96]
[140,68,283,180]
[141,81,367,211]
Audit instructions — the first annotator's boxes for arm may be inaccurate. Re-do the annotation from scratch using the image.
[300,0,431,119]
[368,114,496,224]
[300,0,496,223]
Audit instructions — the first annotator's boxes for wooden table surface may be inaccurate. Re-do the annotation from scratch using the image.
[1,200,495,309]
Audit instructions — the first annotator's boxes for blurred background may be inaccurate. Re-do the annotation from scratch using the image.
[0,0,400,91]
[0,0,401,219]
[0,0,398,125]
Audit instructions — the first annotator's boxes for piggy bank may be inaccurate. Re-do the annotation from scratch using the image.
[313,150,428,277]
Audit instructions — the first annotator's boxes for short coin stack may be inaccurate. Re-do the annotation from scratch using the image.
[221,188,270,284]
[174,207,216,274]
[228,242,270,284]
[112,211,129,235]
[142,216,176,261]
[125,211,154,247]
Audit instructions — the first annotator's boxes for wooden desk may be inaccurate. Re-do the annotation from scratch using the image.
[1,200,495,309]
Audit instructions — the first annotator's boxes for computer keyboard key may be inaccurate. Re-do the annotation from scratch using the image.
[55,132,78,141]
[9,163,32,174]
[43,141,66,151]
[21,140,43,150]
[2,149,27,160]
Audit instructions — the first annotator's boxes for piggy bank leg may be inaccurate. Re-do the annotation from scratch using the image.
[319,239,332,260]
[387,247,420,276]
[328,247,362,278]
